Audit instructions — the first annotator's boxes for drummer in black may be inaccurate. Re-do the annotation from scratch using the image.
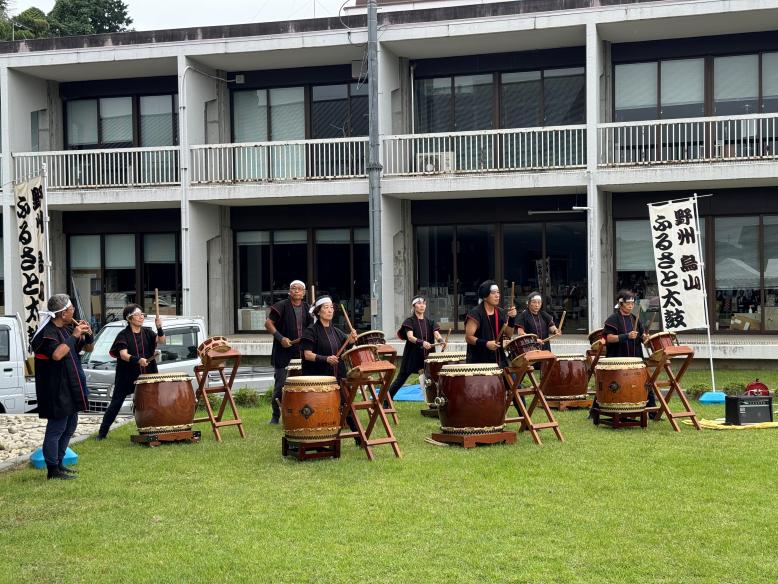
[465,280,517,366]
[265,280,312,424]
[387,296,446,398]
[98,304,165,439]
[300,296,359,440]
[516,291,560,351]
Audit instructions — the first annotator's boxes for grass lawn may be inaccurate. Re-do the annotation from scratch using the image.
[2,369,778,583]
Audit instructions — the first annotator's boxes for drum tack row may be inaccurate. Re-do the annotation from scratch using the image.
[129,331,700,456]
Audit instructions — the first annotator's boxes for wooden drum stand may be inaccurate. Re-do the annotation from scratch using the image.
[644,339,701,432]
[193,347,247,442]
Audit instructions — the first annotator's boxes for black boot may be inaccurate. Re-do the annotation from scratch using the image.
[47,465,76,480]
[58,463,78,475]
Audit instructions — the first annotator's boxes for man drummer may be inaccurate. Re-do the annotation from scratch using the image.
[97,304,165,440]
[265,280,312,425]
[516,291,560,351]
[465,280,517,366]
[387,295,446,399]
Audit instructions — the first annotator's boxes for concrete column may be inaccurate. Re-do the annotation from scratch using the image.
[207,206,234,335]
[188,201,223,328]
[48,211,66,296]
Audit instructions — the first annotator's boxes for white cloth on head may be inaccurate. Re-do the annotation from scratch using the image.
[529,294,542,302]
[309,296,333,315]
[290,280,305,289]
[490,285,499,293]
[127,307,143,321]
[411,297,425,307]
[32,300,72,341]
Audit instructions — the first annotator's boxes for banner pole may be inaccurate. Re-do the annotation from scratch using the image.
[693,193,719,399]
[42,163,52,296]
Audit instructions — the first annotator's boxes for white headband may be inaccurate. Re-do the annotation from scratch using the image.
[529,294,542,302]
[309,296,333,315]
[290,280,305,289]
[411,297,425,307]
[490,285,499,293]
[32,300,73,340]
[128,307,143,319]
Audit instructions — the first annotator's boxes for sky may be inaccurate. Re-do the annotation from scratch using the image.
[11,0,353,30]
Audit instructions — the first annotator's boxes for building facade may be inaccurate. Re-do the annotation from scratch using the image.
[1,0,777,345]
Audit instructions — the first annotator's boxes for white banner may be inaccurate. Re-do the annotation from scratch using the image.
[14,176,47,345]
[648,198,707,331]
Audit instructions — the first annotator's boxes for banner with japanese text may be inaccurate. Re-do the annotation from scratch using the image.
[648,198,707,331]
[14,176,47,345]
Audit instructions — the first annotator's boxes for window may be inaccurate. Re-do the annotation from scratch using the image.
[661,59,705,119]
[543,67,585,125]
[501,71,542,128]
[70,235,102,329]
[416,77,452,133]
[715,216,760,331]
[143,234,178,317]
[159,327,199,363]
[104,234,136,325]
[0,328,10,362]
[714,54,759,115]
[763,52,778,113]
[615,62,658,122]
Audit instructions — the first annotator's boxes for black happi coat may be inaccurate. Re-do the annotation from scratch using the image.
[465,303,513,366]
[300,321,351,380]
[396,316,439,374]
[603,310,645,358]
[32,321,92,419]
[269,298,312,368]
[517,309,555,351]
[109,326,159,397]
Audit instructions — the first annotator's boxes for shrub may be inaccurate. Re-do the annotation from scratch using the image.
[234,388,261,408]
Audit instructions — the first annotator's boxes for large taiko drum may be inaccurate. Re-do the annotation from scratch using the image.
[422,351,466,407]
[644,332,677,359]
[505,334,541,365]
[541,354,589,400]
[436,363,506,435]
[342,344,379,376]
[281,375,341,442]
[133,372,196,433]
[594,357,649,413]
[286,358,302,377]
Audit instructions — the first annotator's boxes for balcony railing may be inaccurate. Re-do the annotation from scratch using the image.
[13,147,180,189]
[190,138,368,184]
[382,126,587,176]
[599,113,778,167]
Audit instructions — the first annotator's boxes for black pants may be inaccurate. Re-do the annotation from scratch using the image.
[43,413,78,466]
[388,368,416,398]
[99,389,131,437]
[271,366,288,420]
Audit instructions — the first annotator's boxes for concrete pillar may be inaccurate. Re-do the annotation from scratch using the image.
[188,201,223,328]
[48,211,66,296]
[207,206,234,335]
[380,195,413,332]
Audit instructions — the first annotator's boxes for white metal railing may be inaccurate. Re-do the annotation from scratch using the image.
[190,137,368,184]
[599,113,778,167]
[13,146,180,189]
[382,126,587,176]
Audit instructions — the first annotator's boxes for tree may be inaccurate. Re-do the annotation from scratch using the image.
[47,0,132,36]
[11,7,50,40]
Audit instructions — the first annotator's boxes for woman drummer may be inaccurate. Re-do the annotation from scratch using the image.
[387,295,446,399]
[300,296,360,440]
[97,304,165,440]
[516,291,559,351]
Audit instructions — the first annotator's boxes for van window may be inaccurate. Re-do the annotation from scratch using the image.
[0,330,10,361]
[159,327,198,363]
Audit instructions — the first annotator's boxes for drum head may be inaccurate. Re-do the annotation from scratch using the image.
[439,363,503,376]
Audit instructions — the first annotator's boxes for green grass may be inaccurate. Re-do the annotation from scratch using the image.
[2,373,778,584]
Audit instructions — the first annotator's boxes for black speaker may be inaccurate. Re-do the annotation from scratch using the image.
[725,395,773,425]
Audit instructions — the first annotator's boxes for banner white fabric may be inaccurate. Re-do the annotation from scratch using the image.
[648,198,707,331]
[14,176,47,345]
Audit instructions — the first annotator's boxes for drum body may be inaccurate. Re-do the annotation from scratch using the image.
[541,355,589,400]
[281,375,341,442]
[645,332,677,355]
[286,358,302,377]
[594,358,649,412]
[423,352,466,406]
[133,373,196,432]
[356,330,386,346]
[197,335,231,362]
[437,364,506,434]
[342,345,379,375]
[587,329,604,346]
[505,334,540,364]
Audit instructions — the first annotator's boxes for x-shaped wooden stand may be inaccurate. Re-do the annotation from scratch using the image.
[339,361,402,461]
[193,348,246,442]
[503,350,564,445]
[644,345,701,432]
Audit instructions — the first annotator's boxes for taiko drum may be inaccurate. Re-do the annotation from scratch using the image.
[133,372,196,432]
[504,334,541,365]
[422,351,466,406]
[541,355,589,400]
[341,344,379,375]
[436,363,506,434]
[281,375,341,442]
[644,332,677,357]
[594,357,649,413]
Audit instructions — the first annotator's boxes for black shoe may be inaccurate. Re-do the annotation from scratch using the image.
[268,417,280,425]
[58,465,78,474]
[95,433,107,440]
[47,467,76,481]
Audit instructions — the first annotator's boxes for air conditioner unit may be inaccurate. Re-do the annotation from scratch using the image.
[416,152,455,173]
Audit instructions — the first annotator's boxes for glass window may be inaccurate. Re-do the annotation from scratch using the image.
[104,234,136,324]
[661,59,705,119]
[270,87,305,141]
[714,54,759,115]
[764,216,778,331]
[763,52,778,113]
[158,327,199,364]
[501,71,542,128]
[312,84,349,139]
[0,329,9,362]
[416,77,451,133]
[67,100,99,146]
[236,231,271,331]
[544,67,585,125]
[70,235,102,329]
[140,95,175,147]
[353,228,370,330]
[456,225,495,328]
[233,90,268,143]
[503,223,543,299]
[315,228,351,329]
[143,233,178,316]
[416,226,455,326]
[272,230,308,307]
[350,83,369,137]
[715,217,759,331]
[545,222,588,333]
[100,97,133,146]
[615,62,658,122]
[454,74,493,132]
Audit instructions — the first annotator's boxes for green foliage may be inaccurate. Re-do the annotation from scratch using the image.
[0,0,132,41]
[233,388,261,408]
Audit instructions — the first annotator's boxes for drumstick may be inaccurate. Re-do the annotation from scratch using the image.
[154,288,160,320]
[310,285,316,304]
[556,310,567,334]
[496,282,516,341]
[340,303,356,334]
[438,328,452,352]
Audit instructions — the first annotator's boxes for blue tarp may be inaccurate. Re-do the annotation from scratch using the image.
[30,447,78,469]
[393,384,424,402]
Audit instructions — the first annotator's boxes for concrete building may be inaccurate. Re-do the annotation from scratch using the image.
[1,0,777,360]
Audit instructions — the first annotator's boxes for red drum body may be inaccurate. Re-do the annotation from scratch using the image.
[423,352,466,406]
[342,345,379,375]
[133,373,196,432]
[594,358,649,413]
[505,334,540,365]
[286,358,302,377]
[541,355,589,400]
[645,332,677,359]
[356,330,386,346]
[436,364,506,434]
[281,375,341,442]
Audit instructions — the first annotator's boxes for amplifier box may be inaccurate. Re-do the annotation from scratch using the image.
[725,395,774,425]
